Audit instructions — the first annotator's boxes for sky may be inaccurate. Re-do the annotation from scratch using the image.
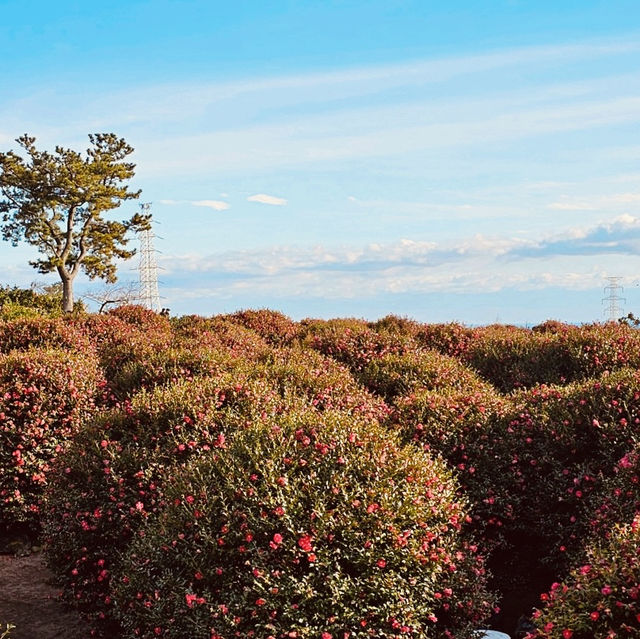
[1,0,640,325]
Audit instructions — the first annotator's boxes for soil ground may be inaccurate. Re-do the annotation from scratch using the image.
[0,552,88,639]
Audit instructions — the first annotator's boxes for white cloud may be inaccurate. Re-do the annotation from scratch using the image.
[548,192,640,210]
[247,193,287,206]
[157,199,230,210]
[153,215,640,304]
[192,200,230,211]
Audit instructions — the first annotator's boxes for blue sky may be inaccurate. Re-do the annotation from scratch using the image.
[1,0,640,324]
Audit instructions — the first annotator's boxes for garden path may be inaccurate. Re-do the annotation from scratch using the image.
[0,553,87,639]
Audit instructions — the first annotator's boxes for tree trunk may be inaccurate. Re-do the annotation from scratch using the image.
[61,276,74,313]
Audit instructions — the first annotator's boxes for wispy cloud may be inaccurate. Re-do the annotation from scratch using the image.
[158,199,230,211]
[548,192,640,210]
[508,214,640,259]
[192,200,230,211]
[247,193,287,206]
[155,215,640,303]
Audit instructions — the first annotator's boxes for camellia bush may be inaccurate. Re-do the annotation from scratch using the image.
[0,348,102,532]
[0,317,91,354]
[529,515,640,639]
[299,318,413,373]
[172,315,273,361]
[432,368,640,607]
[43,370,290,634]
[357,348,489,403]
[223,309,300,346]
[112,409,496,639]
[257,347,390,422]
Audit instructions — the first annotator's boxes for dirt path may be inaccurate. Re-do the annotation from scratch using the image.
[0,553,88,639]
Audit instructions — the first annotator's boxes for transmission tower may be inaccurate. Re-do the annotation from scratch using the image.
[138,203,161,312]
[602,277,625,322]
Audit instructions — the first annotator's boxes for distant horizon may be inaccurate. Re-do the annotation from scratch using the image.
[2,1,639,325]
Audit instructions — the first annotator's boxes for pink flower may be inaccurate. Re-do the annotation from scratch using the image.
[562,630,573,639]
[298,535,313,553]
[601,585,612,595]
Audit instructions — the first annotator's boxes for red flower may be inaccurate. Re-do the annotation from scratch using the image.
[562,630,573,639]
[185,593,197,608]
[298,535,313,553]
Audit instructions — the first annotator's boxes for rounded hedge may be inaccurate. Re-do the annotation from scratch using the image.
[223,309,300,346]
[112,409,496,639]
[358,349,489,403]
[43,371,296,633]
[258,347,390,421]
[530,515,640,639]
[0,348,102,532]
[299,318,412,373]
[0,317,91,354]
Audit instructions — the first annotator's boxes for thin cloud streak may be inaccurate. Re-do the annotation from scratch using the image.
[247,194,288,205]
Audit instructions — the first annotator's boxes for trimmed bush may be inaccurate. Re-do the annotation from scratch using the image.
[109,344,234,398]
[299,318,412,372]
[358,349,488,402]
[462,323,640,392]
[464,326,573,392]
[588,442,640,540]
[391,385,507,468]
[224,309,300,346]
[530,515,640,639]
[106,305,172,334]
[0,317,91,354]
[0,349,102,532]
[112,410,496,639]
[258,347,390,421]
[412,323,477,359]
[43,372,291,633]
[172,315,272,361]
[78,313,174,402]
[443,369,640,600]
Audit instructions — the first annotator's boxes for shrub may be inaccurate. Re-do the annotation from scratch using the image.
[463,323,640,392]
[358,349,488,402]
[112,410,496,639]
[108,344,234,399]
[43,372,289,633]
[258,347,390,421]
[0,349,102,532]
[299,318,412,372]
[77,313,173,403]
[529,515,640,639]
[447,369,640,598]
[106,305,171,334]
[224,309,299,346]
[588,442,640,540]
[464,326,573,392]
[412,323,477,359]
[368,315,423,339]
[391,385,507,467]
[0,317,91,354]
[172,315,272,361]
[531,320,571,335]
[561,322,640,380]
